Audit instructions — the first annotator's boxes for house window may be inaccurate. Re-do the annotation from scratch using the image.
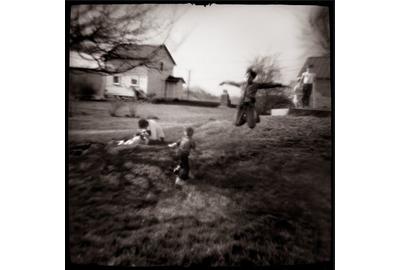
[160,62,164,71]
[131,76,139,86]
[113,76,120,85]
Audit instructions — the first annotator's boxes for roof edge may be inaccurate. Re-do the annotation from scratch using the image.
[161,44,176,65]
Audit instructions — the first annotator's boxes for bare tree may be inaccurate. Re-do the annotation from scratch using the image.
[302,6,330,56]
[248,55,282,83]
[247,55,293,114]
[69,4,180,74]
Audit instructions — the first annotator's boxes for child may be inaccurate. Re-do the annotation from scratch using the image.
[116,129,150,146]
[168,127,196,186]
[220,68,284,129]
[300,64,316,107]
[145,118,165,143]
[292,77,303,108]
[116,119,151,146]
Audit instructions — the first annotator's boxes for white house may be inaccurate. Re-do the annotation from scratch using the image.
[69,44,185,100]
[104,44,185,99]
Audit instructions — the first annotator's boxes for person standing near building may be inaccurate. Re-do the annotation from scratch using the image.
[300,64,316,107]
[292,77,303,108]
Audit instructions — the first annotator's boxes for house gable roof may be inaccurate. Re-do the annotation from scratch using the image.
[104,44,176,65]
[298,56,330,80]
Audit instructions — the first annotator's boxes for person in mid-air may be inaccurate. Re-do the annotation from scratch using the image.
[220,68,284,129]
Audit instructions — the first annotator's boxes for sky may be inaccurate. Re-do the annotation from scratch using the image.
[155,4,321,97]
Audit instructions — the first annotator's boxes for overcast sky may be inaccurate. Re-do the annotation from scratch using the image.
[157,4,320,97]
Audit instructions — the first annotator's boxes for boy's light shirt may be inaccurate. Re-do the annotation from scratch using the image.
[147,119,165,141]
[302,71,316,84]
[177,135,195,155]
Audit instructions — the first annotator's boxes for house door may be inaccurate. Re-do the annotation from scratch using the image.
[165,82,175,99]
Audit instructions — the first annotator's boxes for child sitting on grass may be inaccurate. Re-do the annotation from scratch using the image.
[117,119,151,146]
[168,127,197,186]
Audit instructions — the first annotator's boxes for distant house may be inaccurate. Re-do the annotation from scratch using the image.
[69,44,185,100]
[298,56,331,110]
[104,44,185,99]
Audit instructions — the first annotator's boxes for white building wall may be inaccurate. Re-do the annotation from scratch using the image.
[105,66,148,97]
[104,47,178,98]
[147,63,174,97]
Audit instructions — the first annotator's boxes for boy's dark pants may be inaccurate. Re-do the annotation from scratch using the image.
[302,83,313,107]
[178,153,190,180]
[235,102,258,129]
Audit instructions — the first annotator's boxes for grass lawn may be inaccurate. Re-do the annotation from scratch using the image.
[68,100,332,267]
[69,101,236,143]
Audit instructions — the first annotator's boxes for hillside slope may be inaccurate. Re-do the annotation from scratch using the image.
[69,109,332,266]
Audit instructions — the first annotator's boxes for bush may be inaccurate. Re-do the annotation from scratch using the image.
[255,87,294,115]
[79,85,98,99]
[150,98,219,107]
[147,115,159,120]
[127,102,137,117]
[109,100,124,117]
[147,93,156,99]
[109,99,137,117]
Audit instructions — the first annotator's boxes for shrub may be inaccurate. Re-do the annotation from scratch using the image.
[147,115,159,120]
[110,100,139,117]
[109,99,126,117]
[149,98,219,107]
[79,85,98,100]
[255,87,294,115]
[127,102,137,118]
[147,93,156,99]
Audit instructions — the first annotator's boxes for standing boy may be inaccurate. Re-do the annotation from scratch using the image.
[168,127,196,186]
[300,64,316,107]
[220,68,283,129]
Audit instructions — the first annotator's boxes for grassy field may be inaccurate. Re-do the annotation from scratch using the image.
[69,101,235,143]
[68,101,332,267]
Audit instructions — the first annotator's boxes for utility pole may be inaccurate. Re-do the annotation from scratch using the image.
[187,69,191,100]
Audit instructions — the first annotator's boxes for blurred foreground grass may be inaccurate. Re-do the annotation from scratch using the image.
[68,101,332,266]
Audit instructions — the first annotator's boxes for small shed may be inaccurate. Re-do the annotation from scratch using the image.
[164,75,186,99]
[298,56,331,110]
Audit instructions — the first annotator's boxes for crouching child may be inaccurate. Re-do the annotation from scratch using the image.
[168,127,197,185]
[117,119,151,146]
